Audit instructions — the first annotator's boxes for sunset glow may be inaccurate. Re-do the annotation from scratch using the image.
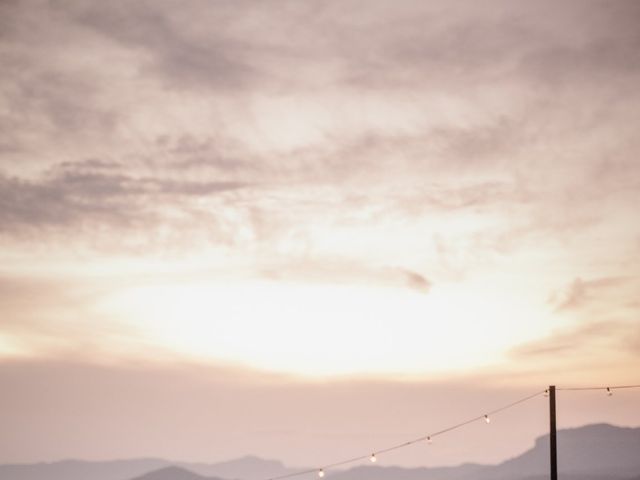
[97,278,551,376]
[1,0,639,471]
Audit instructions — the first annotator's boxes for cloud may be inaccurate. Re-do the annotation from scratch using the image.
[379,1,639,89]
[0,0,638,277]
[512,275,640,363]
[0,162,248,234]
[550,277,628,312]
[68,0,262,91]
[511,321,623,358]
[396,268,431,293]
[0,0,639,383]
[0,272,151,365]
[258,258,431,293]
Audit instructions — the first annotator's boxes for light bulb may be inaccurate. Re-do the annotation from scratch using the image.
[544,389,549,397]
[484,414,491,424]
[607,387,613,396]
[370,453,377,463]
[318,469,325,478]
[427,436,432,444]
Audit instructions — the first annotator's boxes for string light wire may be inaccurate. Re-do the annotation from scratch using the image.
[557,384,640,391]
[265,389,545,480]
[264,384,640,480]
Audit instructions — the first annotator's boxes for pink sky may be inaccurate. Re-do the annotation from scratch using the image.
[1,0,639,468]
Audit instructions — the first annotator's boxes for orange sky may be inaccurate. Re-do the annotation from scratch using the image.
[1,0,639,468]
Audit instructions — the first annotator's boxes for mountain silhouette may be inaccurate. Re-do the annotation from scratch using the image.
[130,465,221,480]
[327,424,640,480]
[0,456,293,480]
[1,424,639,480]
[0,458,168,480]
[181,455,290,478]
[491,423,640,478]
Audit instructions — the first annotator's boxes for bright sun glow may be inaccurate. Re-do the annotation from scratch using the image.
[99,279,551,377]
[0,334,32,359]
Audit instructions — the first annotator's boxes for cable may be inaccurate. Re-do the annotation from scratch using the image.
[265,389,546,480]
[265,384,640,480]
[557,384,640,391]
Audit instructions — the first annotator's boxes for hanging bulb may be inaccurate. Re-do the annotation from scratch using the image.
[484,414,491,424]
[318,469,325,478]
[370,453,377,463]
[607,387,613,396]
[427,436,432,444]
[544,389,549,397]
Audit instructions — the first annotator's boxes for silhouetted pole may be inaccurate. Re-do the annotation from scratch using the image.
[549,385,557,480]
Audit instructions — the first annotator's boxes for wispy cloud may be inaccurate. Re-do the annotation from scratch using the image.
[1,0,639,395]
[550,277,628,312]
[511,275,640,369]
[0,165,248,232]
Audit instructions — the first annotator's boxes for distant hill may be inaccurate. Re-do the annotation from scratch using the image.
[0,458,168,480]
[325,463,488,480]
[490,424,640,479]
[327,424,640,480]
[0,456,294,480]
[1,424,639,480]
[181,455,292,479]
[131,465,220,480]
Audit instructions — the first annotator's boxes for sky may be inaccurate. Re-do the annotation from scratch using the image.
[1,0,639,469]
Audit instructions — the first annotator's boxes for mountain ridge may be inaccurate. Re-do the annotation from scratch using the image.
[131,466,213,480]
[1,423,639,480]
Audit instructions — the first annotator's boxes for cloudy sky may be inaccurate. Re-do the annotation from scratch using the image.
[1,0,639,470]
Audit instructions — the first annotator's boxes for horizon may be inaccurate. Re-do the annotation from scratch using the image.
[1,0,639,471]
[4,422,640,464]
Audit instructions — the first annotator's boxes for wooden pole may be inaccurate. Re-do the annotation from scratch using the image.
[549,385,557,480]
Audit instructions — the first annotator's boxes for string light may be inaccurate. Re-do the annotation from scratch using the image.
[557,384,640,391]
[265,390,544,480]
[263,384,640,480]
